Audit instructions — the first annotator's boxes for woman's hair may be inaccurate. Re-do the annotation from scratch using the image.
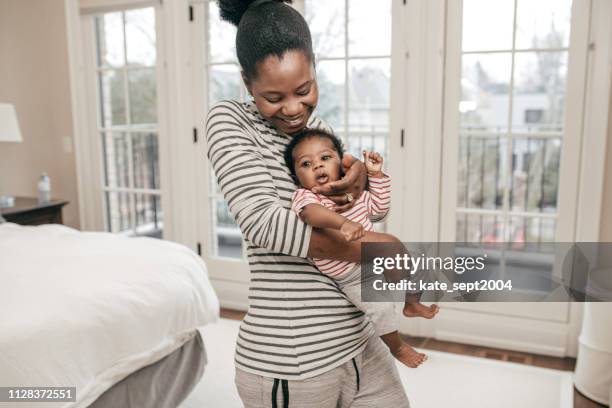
[217,0,314,79]
[284,128,344,179]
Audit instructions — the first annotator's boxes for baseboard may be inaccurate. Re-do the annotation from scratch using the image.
[425,308,569,357]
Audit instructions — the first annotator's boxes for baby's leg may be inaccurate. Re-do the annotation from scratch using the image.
[403,292,439,319]
[337,267,427,368]
[380,331,427,368]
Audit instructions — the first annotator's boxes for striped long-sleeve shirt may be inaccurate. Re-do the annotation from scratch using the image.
[205,100,375,380]
[291,175,391,279]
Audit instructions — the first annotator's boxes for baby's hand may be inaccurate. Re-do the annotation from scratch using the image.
[363,151,383,174]
[340,220,365,241]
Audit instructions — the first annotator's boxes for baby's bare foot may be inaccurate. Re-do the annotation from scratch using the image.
[403,303,439,319]
[393,344,427,368]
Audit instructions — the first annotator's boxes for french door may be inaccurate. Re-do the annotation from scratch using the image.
[430,0,591,356]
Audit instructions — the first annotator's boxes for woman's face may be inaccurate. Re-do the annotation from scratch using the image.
[244,50,318,135]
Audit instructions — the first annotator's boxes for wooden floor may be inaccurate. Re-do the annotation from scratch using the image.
[220,308,607,408]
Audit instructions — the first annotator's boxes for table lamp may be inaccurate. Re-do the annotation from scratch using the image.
[0,103,23,208]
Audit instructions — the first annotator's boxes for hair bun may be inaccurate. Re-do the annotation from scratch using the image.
[217,0,292,27]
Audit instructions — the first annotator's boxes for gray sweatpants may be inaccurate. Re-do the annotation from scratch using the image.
[336,266,399,337]
[234,335,410,408]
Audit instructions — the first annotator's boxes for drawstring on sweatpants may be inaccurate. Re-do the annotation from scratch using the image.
[351,357,360,392]
[271,378,289,408]
[281,379,289,407]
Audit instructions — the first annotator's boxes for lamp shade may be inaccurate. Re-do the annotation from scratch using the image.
[0,103,23,143]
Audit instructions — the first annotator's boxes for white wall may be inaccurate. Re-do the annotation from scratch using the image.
[0,0,80,228]
[600,84,612,242]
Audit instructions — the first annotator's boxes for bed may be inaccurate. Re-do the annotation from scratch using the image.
[0,223,220,408]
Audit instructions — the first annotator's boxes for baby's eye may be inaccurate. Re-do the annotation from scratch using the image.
[301,161,311,168]
[321,155,331,161]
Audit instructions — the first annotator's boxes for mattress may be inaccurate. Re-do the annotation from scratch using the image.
[0,223,220,407]
[90,331,207,408]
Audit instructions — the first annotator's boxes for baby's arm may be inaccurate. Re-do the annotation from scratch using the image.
[292,189,365,241]
[300,203,346,229]
[363,151,391,216]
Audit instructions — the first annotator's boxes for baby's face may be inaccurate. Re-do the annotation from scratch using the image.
[292,137,342,189]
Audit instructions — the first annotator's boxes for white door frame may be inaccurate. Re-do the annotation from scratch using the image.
[66,0,172,232]
[190,1,251,310]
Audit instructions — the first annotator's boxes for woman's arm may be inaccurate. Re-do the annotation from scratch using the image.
[308,229,399,263]
[207,102,391,262]
[309,229,407,286]
[206,102,311,257]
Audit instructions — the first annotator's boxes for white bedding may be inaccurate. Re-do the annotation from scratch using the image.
[0,223,219,407]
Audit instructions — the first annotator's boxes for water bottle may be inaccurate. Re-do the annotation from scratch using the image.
[38,173,51,204]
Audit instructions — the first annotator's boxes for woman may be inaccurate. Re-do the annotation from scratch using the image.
[206,0,411,406]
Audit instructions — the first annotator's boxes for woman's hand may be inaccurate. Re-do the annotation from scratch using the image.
[311,153,367,212]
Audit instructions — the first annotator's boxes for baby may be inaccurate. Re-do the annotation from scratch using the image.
[285,128,439,368]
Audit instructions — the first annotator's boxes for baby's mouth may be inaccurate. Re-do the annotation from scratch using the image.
[315,171,329,184]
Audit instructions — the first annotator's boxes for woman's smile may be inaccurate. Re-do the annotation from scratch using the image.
[277,113,307,129]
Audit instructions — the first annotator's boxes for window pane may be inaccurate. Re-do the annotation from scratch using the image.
[102,132,129,188]
[343,130,389,160]
[457,136,506,210]
[512,52,567,132]
[209,1,237,63]
[509,216,556,245]
[210,167,221,195]
[516,0,572,50]
[209,64,244,104]
[99,70,126,127]
[305,0,345,58]
[347,59,390,158]
[128,68,157,124]
[125,8,156,66]
[462,0,514,52]
[134,193,163,238]
[95,12,124,67]
[456,213,504,243]
[348,59,390,131]
[348,0,391,56]
[510,138,561,213]
[132,132,160,189]
[461,53,512,132]
[106,191,132,233]
[315,60,345,129]
[96,8,162,238]
[503,235,555,292]
[213,198,242,258]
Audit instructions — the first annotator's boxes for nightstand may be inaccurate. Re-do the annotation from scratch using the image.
[0,197,69,225]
